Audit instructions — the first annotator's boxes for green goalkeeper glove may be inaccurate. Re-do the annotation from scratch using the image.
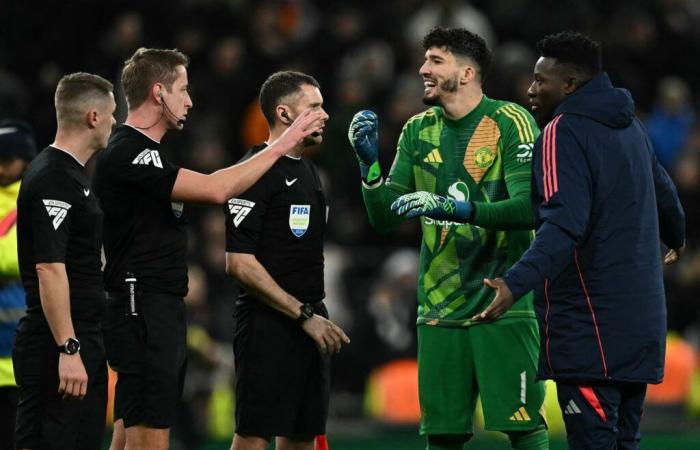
[391,191,474,222]
[348,110,381,183]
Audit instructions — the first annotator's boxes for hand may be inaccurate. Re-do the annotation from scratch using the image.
[664,243,685,265]
[472,278,515,322]
[301,315,351,354]
[58,353,88,400]
[273,109,324,154]
[391,191,474,222]
[348,110,380,180]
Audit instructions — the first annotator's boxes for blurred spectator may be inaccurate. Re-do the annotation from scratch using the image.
[647,76,695,169]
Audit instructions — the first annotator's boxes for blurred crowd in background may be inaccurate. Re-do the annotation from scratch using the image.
[3,0,700,447]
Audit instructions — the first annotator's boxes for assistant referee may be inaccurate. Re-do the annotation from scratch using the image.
[225,71,350,450]
[93,49,323,450]
[14,72,115,450]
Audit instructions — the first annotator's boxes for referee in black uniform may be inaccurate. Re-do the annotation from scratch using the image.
[13,72,115,450]
[93,49,323,450]
[225,71,350,450]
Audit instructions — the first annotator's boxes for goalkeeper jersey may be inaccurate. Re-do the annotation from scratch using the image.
[362,96,539,326]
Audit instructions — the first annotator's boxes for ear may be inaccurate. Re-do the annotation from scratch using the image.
[461,65,477,85]
[276,105,291,125]
[85,109,99,129]
[152,84,163,103]
[563,76,580,95]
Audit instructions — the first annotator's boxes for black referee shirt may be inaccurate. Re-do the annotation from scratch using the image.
[17,146,104,325]
[93,125,187,296]
[225,144,326,303]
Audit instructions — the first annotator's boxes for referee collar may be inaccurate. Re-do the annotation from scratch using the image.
[49,144,85,167]
[124,124,161,144]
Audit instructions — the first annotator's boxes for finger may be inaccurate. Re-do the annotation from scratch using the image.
[405,207,423,219]
[483,278,498,289]
[58,376,67,395]
[322,334,335,354]
[79,377,88,399]
[63,380,74,399]
[336,326,350,344]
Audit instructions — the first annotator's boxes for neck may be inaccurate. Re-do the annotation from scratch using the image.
[440,87,484,120]
[125,105,167,142]
[52,128,98,165]
[267,125,304,158]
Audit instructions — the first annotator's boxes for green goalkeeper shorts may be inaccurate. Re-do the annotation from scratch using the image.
[417,318,546,435]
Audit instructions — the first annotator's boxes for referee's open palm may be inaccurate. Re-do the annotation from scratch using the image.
[302,315,350,354]
[58,353,88,400]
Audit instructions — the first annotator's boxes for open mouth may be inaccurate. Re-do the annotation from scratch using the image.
[423,79,437,91]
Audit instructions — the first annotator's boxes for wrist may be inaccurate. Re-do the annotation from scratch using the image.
[360,160,381,183]
[453,200,474,222]
[296,303,314,324]
[57,337,80,355]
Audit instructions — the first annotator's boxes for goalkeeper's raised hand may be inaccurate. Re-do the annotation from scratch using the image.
[348,110,381,183]
[390,191,474,222]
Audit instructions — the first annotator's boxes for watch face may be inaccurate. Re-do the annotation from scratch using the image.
[65,338,80,354]
[301,304,314,320]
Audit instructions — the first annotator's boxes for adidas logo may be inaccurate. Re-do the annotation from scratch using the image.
[132,149,163,168]
[564,399,582,415]
[423,148,443,163]
[509,406,531,422]
[43,199,71,230]
[228,198,255,227]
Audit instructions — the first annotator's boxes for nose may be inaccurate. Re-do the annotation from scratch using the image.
[320,107,329,122]
[527,81,536,98]
[419,61,429,76]
[185,93,193,109]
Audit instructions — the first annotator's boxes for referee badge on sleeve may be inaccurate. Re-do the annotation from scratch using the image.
[289,204,310,237]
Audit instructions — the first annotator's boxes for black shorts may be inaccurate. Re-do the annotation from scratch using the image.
[12,317,107,450]
[103,291,187,429]
[233,300,330,438]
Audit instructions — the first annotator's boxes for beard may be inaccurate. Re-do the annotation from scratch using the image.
[422,74,459,106]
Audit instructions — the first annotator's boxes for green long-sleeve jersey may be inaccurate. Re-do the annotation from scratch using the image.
[362,96,539,326]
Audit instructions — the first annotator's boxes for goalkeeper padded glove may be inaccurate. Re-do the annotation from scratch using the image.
[390,191,474,222]
[348,110,381,183]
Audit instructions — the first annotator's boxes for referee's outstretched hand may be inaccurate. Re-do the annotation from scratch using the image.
[302,315,350,354]
[58,353,88,400]
[272,108,325,154]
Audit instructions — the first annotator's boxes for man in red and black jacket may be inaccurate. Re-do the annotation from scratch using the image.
[474,32,686,450]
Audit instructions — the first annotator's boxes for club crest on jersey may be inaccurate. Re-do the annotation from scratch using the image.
[132,148,163,168]
[42,199,71,230]
[289,204,310,237]
[474,146,495,169]
[228,198,255,227]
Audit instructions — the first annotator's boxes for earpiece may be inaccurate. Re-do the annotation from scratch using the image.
[281,110,292,125]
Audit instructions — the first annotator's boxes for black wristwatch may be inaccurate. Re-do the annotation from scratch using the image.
[58,337,80,355]
[296,303,314,324]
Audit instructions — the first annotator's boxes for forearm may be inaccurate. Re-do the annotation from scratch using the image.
[472,195,535,230]
[172,148,284,204]
[362,179,406,232]
[226,253,302,319]
[37,263,75,345]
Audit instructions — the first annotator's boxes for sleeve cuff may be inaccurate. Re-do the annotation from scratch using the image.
[362,177,384,190]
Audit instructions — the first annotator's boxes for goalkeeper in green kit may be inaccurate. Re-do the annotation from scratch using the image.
[348,27,548,450]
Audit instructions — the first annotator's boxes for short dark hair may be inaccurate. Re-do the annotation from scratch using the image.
[259,71,320,125]
[122,48,189,109]
[421,26,492,82]
[536,31,602,78]
[55,72,113,126]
